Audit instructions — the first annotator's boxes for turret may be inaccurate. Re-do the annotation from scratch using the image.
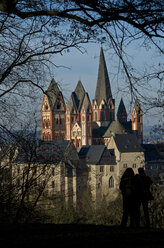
[41,78,66,141]
[117,98,127,123]
[93,47,115,127]
[132,99,143,143]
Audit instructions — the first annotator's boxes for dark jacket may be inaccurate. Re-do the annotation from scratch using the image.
[120,176,136,198]
[135,174,153,201]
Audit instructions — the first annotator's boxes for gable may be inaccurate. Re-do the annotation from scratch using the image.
[53,93,66,111]
[41,95,51,111]
[64,141,80,163]
[72,122,81,132]
[99,99,107,109]
[93,99,98,109]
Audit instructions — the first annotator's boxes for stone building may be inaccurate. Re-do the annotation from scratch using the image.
[65,80,92,147]
[107,134,145,177]
[7,140,87,207]
[0,47,147,210]
[78,133,145,205]
[78,145,118,204]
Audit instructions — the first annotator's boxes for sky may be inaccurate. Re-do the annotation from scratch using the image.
[41,42,163,127]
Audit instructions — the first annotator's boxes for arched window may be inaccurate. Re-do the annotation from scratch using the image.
[43,121,45,128]
[100,111,105,121]
[47,133,50,141]
[95,112,97,121]
[109,176,114,188]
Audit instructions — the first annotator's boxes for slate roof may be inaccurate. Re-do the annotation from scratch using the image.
[46,78,60,109]
[67,80,86,112]
[92,125,108,138]
[141,144,163,162]
[113,134,144,153]
[67,94,74,112]
[78,145,116,165]
[78,146,90,159]
[79,145,106,164]
[82,93,91,112]
[95,47,112,105]
[103,121,126,137]
[117,98,127,116]
[121,120,133,133]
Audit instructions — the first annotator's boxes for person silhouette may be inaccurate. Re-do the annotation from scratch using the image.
[120,168,136,228]
[135,167,153,228]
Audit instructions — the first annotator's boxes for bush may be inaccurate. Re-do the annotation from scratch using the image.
[149,184,164,228]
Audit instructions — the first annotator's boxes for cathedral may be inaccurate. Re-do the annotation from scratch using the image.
[41,47,143,148]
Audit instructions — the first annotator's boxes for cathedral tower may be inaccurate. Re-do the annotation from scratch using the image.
[117,98,127,123]
[93,47,115,127]
[41,78,66,141]
[132,99,143,143]
[65,80,92,148]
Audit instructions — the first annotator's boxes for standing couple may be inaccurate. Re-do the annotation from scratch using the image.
[120,167,153,228]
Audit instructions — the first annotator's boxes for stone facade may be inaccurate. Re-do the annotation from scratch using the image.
[78,136,145,205]
[0,136,147,207]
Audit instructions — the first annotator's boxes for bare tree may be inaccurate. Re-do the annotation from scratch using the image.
[0,0,163,119]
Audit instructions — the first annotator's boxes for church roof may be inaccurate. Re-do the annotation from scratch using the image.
[67,80,86,112]
[46,78,60,109]
[82,93,91,112]
[78,145,116,165]
[121,120,132,133]
[95,47,112,105]
[117,98,127,115]
[92,125,108,138]
[78,145,106,164]
[67,94,74,112]
[141,144,163,162]
[113,134,144,153]
[103,120,126,137]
